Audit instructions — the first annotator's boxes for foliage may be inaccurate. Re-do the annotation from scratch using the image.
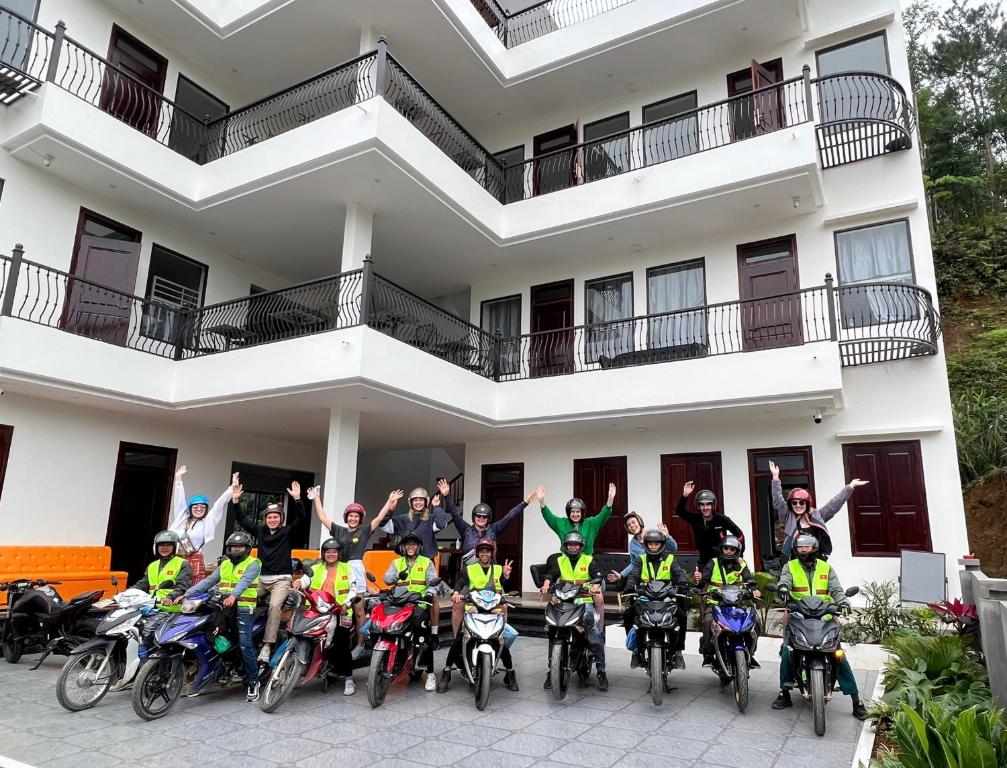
[928,599,981,639]
[952,389,1007,487]
[880,631,989,710]
[932,218,1007,298]
[877,702,1007,768]
[753,571,777,632]
[843,581,939,645]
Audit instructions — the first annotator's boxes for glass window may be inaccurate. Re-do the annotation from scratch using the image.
[585,273,633,363]
[141,245,207,343]
[493,145,525,204]
[481,295,521,375]
[816,33,892,126]
[170,75,228,162]
[582,113,630,183]
[836,220,916,327]
[643,92,698,165]
[647,260,706,350]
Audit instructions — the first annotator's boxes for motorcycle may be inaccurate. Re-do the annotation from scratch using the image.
[623,580,689,706]
[707,582,759,713]
[56,588,160,711]
[259,586,358,713]
[770,583,860,736]
[365,577,440,708]
[130,592,267,720]
[1,578,106,667]
[544,579,601,702]
[457,588,516,711]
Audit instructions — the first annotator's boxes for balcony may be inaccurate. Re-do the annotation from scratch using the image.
[468,0,639,48]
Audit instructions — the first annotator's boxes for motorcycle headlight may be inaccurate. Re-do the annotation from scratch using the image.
[387,618,408,634]
[465,614,503,640]
[472,590,500,611]
[554,585,579,601]
[181,598,204,614]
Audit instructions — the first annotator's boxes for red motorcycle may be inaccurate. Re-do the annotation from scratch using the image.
[365,578,440,708]
[259,587,358,713]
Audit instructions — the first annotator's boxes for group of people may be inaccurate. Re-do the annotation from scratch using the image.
[131,461,870,717]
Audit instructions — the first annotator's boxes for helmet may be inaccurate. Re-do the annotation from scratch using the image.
[397,531,423,555]
[263,502,284,520]
[474,538,496,556]
[623,512,644,531]
[561,531,586,555]
[224,531,253,563]
[408,487,429,503]
[187,494,210,512]
[320,538,343,557]
[290,557,303,574]
[794,533,819,565]
[695,490,718,509]
[720,535,742,561]
[787,488,814,508]
[641,528,666,547]
[343,503,366,524]
[471,503,493,522]
[565,498,586,518]
[152,530,180,556]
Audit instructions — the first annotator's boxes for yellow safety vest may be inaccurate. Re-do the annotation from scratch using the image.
[309,561,352,604]
[707,558,747,605]
[467,563,502,591]
[639,553,675,583]
[218,556,260,607]
[557,555,593,604]
[393,556,432,594]
[146,556,185,612]
[788,559,832,601]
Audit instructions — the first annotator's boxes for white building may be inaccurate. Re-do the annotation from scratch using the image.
[0,0,966,594]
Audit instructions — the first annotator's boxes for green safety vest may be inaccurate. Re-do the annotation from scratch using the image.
[557,554,593,604]
[788,558,832,601]
[146,556,185,612]
[309,561,352,604]
[639,553,675,583]
[706,558,747,605]
[393,555,432,594]
[218,556,260,607]
[467,563,502,591]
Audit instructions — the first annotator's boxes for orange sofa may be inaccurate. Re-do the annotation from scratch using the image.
[0,546,128,608]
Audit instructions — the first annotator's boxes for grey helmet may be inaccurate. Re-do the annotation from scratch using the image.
[694,490,718,510]
[561,531,586,555]
[720,535,742,561]
[794,533,819,566]
[642,528,667,548]
[152,530,180,556]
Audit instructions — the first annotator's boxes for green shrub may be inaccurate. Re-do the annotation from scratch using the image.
[932,217,1007,299]
[879,702,1007,768]
[843,581,939,644]
[880,631,990,713]
[952,388,1007,488]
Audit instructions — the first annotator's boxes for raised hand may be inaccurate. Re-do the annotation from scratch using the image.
[503,560,514,579]
[388,489,405,507]
[437,478,450,497]
[287,480,301,500]
[849,479,870,489]
[607,483,617,505]
[306,485,320,501]
[175,464,187,480]
[232,472,240,487]
[431,493,442,508]
[693,566,702,585]
[682,481,695,497]
[231,482,244,503]
[657,522,670,536]
[526,484,545,504]
[769,461,780,480]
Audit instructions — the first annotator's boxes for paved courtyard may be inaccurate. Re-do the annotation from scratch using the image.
[0,639,875,768]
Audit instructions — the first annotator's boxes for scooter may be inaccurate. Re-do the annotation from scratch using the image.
[624,580,689,706]
[55,588,159,711]
[707,582,759,713]
[1,578,106,666]
[259,586,358,713]
[457,588,515,711]
[130,592,267,720]
[770,583,860,736]
[544,579,600,701]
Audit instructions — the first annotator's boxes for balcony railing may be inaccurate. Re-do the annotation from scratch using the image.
[0,7,49,103]
[469,0,638,48]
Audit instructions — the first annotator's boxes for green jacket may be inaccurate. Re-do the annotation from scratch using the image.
[540,504,613,555]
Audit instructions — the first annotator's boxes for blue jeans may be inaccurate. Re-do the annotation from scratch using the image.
[235,608,258,683]
[585,606,606,671]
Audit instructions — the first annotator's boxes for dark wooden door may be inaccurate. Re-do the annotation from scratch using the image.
[533,124,577,196]
[481,463,524,592]
[101,25,168,134]
[105,443,177,583]
[0,424,12,504]
[64,235,142,345]
[727,58,783,141]
[530,279,574,377]
[751,59,781,134]
[737,236,802,351]
[747,447,815,570]
[660,452,724,554]
[573,456,628,553]
[843,441,932,555]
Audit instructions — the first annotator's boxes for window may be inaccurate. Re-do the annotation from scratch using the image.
[835,219,915,327]
[481,294,521,375]
[0,425,12,503]
[843,441,931,556]
[493,145,525,204]
[585,273,633,363]
[647,259,706,350]
[583,112,630,182]
[141,245,207,343]
[816,33,892,125]
[169,74,228,162]
[643,92,698,165]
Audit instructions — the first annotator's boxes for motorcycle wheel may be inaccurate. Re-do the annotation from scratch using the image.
[550,642,568,702]
[733,649,749,713]
[367,648,391,708]
[56,650,117,711]
[2,636,23,664]
[475,652,492,712]
[809,667,827,736]
[260,649,304,714]
[131,657,182,721]
[650,646,664,707]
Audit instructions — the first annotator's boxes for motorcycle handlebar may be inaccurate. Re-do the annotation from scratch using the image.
[0,578,61,589]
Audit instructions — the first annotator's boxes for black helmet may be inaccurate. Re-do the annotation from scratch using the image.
[290,557,303,574]
[720,535,742,561]
[224,531,253,563]
[565,498,586,518]
[152,530,179,556]
[641,528,666,547]
[794,533,819,566]
[397,531,423,555]
[471,503,493,522]
[561,531,586,555]
[320,538,343,557]
[695,490,718,509]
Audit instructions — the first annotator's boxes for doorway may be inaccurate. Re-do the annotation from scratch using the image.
[105,442,177,583]
[530,279,574,377]
[737,235,802,351]
[727,58,784,141]
[747,447,815,571]
[224,462,314,548]
[481,463,524,592]
[533,124,577,196]
[659,452,724,555]
[0,424,12,504]
[101,25,168,134]
[573,456,628,553]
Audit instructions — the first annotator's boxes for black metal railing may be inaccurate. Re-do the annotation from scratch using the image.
[814,72,916,168]
[0,7,50,103]
[836,282,940,366]
[470,0,638,48]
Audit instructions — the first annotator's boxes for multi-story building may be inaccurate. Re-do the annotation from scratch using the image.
[0,0,966,593]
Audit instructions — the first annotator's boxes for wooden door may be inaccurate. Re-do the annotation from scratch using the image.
[0,425,12,504]
[101,25,168,134]
[751,60,781,134]
[530,279,574,377]
[727,58,783,141]
[737,236,802,351]
[573,456,628,553]
[747,447,815,571]
[533,124,577,196]
[481,463,524,592]
[660,453,724,554]
[64,235,142,345]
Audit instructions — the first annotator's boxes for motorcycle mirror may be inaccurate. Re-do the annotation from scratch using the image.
[845,586,860,597]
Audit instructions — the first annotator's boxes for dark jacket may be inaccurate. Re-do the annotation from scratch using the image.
[443,494,527,552]
[232,498,305,577]
[675,495,745,566]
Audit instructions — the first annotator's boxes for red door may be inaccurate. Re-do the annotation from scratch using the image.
[751,59,782,134]
[727,58,783,141]
[530,279,574,377]
[573,456,628,553]
[660,452,724,554]
[481,463,524,592]
[737,236,803,351]
[100,25,168,135]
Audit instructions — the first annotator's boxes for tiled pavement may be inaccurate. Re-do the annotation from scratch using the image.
[0,639,875,768]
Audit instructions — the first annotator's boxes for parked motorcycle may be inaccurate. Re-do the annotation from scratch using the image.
[130,592,266,720]
[457,588,515,711]
[770,583,860,736]
[707,582,759,713]
[623,579,689,706]
[1,578,106,667]
[56,588,159,711]
[365,577,440,708]
[259,586,358,713]
[544,579,600,702]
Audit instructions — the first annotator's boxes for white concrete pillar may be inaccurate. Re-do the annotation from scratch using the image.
[317,407,360,547]
[359,25,378,54]
[341,203,373,272]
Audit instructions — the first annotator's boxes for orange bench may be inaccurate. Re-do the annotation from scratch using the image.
[0,546,128,608]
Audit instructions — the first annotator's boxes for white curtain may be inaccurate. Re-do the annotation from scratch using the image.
[648,262,706,347]
[586,276,633,361]
[837,222,912,323]
[482,297,521,374]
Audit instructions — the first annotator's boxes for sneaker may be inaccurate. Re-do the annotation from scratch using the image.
[424,672,437,692]
[771,690,792,710]
[543,672,552,690]
[852,697,868,720]
[673,651,685,669]
[630,652,642,669]
[503,669,519,692]
[436,668,451,694]
[343,678,356,696]
[596,670,609,692]
[246,681,260,702]
[701,654,714,668]
[750,657,761,669]
[257,645,271,663]
[351,644,367,661]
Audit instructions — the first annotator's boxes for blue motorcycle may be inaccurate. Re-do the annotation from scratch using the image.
[130,592,266,720]
[708,583,759,712]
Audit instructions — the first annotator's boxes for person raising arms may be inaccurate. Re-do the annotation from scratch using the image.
[168,465,235,581]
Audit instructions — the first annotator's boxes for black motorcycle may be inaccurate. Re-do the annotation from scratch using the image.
[624,580,689,706]
[1,579,105,667]
[544,579,600,701]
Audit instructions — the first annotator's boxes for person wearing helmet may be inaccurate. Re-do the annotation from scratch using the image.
[695,535,759,666]
[436,539,520,693]
[383,531,440,691]
[770,461,870,561]
[130,531,192,612]
[168,465,237,582]
[607,513,678,586]
[771,534,866,719]
[540,532,608,691]
[538,483,616,555]
[677,482,746,568]
[298,538,356,695]
[379,485,449,560]
[181,531,262,702]
[621,528,690,672]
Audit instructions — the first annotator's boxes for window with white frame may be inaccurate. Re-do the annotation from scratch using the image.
[585,273,633,362]
[647,260,706,349]
[835,219,916,327]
